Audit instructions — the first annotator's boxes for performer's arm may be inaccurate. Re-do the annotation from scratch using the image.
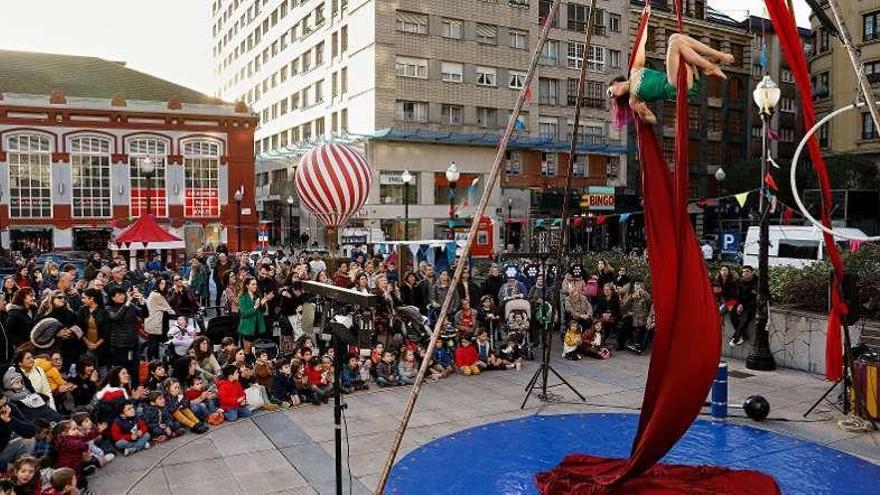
[631,4,651,71]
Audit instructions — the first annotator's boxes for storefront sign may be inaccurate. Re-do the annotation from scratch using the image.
[185,188,219,217]
[380,172,407,185]
[580,186,616,211]
[131,188,167,216]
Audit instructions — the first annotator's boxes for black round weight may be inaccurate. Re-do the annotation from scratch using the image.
[743,395,770,421]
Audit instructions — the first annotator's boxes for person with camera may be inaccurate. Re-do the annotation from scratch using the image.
[167,274,199,317]
[105,286,148,387]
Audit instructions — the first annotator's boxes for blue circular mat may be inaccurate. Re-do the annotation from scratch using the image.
[387,413,879,494]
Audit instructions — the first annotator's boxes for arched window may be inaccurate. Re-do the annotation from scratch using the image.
[6,133,52,218]
[128,137,169,217]
[182,139,221,217]
[70,135,112,218]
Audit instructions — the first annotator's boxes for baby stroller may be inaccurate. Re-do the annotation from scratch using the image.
[503,299,532,349]
[205,308,238,346]
[396,305,432,346]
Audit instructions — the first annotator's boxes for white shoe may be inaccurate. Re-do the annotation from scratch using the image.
[123,448,133,457]
[515,362,522,371]
[103,453,115,464]
[144,442,152,450]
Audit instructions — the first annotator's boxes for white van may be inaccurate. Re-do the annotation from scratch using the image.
[742,226,866,269]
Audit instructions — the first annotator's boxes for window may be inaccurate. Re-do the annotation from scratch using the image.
[441,104,463,125]
[341,26,348,52]
[863,113,876,139]
[646,26,656,52]
[707,143,722,165]
[567,41,584,69]
[707,108,722,132]
[780,129,794,142]
[538,77,559,105]
[780,68,793,83]
[812,71,830,98]
[315,42,324,65]
[396,56,428,78]
[728,110,742,135]
[541,153,556,176]
[866,11,880,41]
[396,10,428,34]
[341,108,348,131]
[727,77,743,101]
[340,67,348,93]
[291,92,300,109]
[476,23,497,45]
[380,171,419,206]
[7,133,52,218]
[689,106,700,131]
[332,72,338,96]
[441,62,463,83]
[818,123,829,148]
[332,32,340,58]
[477,107,497,128]
[476,66,497,86]
[509,29,527,49]
[182,140,221,218]
[69,136,112,218]
[819,29,830,52]
[593,9,606,35]
[567,3,588,32]
[315,80,324,102]
[302,50,311,71]
[508,70,526,89]
[506,152,523,175]
[509,111,528,131]
[128,138,168,217]
[609,49,621,69]
[780,97,794,112]
[539,118,558,139]
[609,13,621,33]
[434,173,480,204]
[396,101,428,122]
[539,0,558,28]
[778,240,820,260]
[588,45,606,72]
[540,40,559,66]
[442,18,463,39]
[585,81,605,108]
[572,156,586,177]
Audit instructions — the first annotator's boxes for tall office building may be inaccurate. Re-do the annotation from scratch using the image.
[211,0,630,251]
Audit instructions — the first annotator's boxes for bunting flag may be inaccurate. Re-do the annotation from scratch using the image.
[759,43,768,70]
[595,215,607,225]
[764,171,779,191]
[524,85,533,103]
[619,213,631,222]
[735,192,750,208]
[781,206,794,225]
[766,126,780,141]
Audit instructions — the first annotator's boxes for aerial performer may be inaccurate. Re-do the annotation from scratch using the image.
[606,4,735,125]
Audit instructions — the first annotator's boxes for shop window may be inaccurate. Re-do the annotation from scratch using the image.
[70,136,112,218]
[182,139,221,217]
[6,133,52,218]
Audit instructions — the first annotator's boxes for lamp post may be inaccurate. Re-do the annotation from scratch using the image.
[139,157,156,216]
[747,75,781,371]
[234,188,244,253]
[445,162,460,240]
[715,167,726,238]
[401,169,413,275]
[506,197,513,252]
[287,196,295,248]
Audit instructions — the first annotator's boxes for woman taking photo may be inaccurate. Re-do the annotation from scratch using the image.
[35,290,82,373]
[145,278,175,361]
[238,276,268,356]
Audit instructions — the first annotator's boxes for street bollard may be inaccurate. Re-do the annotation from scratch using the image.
[711,361,729,419]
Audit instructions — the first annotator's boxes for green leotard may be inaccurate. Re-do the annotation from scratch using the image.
[633,68,702,102]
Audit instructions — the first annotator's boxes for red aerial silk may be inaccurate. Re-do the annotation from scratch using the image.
[537,5,779,492]
[763,0,847,381]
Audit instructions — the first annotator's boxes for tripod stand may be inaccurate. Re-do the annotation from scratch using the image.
[521,306,586,409]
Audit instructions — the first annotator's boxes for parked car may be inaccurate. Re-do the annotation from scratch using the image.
[0,257,17,276]
[34,253,87,278]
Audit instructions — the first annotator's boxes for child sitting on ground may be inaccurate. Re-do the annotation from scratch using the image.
[563,320,584,360]
[375,351,399,387]
[71,412,114,468]
[292,361,325,405]
[254,351,275,388]
[145,361,167,391]
[109,401,151,456]
[397,349,417,385]
[454,337,481,376]
[498,337,524,370]
[475,330,506,371]
[269,359,301,407]
[163,379,209,433]
[183,376,218,419]
[217,337,237,367]
[42,467,76,495]
[216,365,254,421]
[305,356,334,396]
[341,356,369,393]
[142,391,187,442]
[429,338,454,379]
[50,419,102,489]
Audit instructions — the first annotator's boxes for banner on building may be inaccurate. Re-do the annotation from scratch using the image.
[580,186,616,211]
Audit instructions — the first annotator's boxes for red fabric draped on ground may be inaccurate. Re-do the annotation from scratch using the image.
[536,455,781,495]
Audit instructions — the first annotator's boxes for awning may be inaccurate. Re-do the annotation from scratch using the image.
[114,214,185,250]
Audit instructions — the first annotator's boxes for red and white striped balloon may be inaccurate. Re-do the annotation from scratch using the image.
[294,143,373,228]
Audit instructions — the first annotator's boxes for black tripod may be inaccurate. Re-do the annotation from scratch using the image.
[521,317,586,409]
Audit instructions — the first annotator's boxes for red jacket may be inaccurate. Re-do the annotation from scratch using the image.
[334,273,353,288]
[53,428,100,473]
[455,344,479,367]
[305,365,325,386]
[110,417,148,443]
[217,379,246,410]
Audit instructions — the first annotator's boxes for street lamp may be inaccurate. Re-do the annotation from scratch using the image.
[234,188,244,253]
[714,167,726,183]
[287,196,295,248]
[401,169,413,274]
[445,162,460,240]
[506,197,513,252]
[140,156,156,216]
[747,75,781,371]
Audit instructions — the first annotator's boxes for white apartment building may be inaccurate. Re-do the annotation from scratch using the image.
[211,0,630,250]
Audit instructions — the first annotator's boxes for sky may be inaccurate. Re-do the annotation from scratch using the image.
[0,1,813,97]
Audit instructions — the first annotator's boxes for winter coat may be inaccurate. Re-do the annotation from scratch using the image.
[52,427,100,474]
[270,372,298,402]
[216,379,246,410]
[482,275,504,303]
[237,293,266,337]
[110,416,148,443]
[4,304,35,349]
[454,345,479,368]
[105,301,148,350]
[145,291,174,336]
[622,293,652,328]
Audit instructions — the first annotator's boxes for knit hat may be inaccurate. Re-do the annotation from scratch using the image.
[2,366,23,391]
[31,318,63,349]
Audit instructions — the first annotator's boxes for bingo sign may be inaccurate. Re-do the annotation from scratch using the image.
[580,186,616,211]
[185,188,219,217]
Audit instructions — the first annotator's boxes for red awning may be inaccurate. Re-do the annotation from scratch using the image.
[115,214,182,248]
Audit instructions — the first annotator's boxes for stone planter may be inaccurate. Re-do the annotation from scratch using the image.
[721,307,879,375]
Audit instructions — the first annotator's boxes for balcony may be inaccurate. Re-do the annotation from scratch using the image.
[566,95,605,109]
[508,0,529,8]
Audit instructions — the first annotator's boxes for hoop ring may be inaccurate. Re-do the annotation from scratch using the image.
[790,102,880,242]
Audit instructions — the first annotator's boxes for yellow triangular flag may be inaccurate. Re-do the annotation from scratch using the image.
[735,192,749,208]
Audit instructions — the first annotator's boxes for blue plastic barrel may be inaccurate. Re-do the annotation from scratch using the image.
[711,361,728,419]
